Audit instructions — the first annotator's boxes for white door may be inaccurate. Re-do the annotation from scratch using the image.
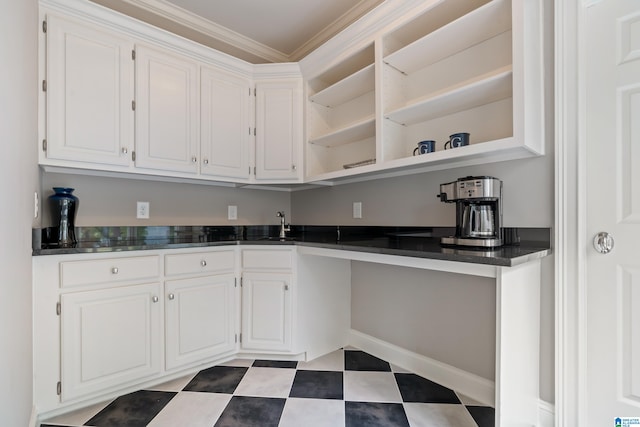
[254,80,302,181]
[46,14,133,166]
[135,44,199,174]
[201,66,251,179]
[241,272,292,351]
[585,0,640,423]
[165,274,236,370]
[61,283,161,401]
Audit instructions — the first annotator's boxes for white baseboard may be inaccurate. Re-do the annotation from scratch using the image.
[538,399,555,427]
[348,329,495,407]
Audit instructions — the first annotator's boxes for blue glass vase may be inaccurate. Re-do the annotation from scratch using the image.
[49,187,79,247]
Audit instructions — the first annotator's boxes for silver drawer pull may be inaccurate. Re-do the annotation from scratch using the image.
[111,267,119,274]
[152,296,159,303]
[201,260,207,267]
[168,293,175,300]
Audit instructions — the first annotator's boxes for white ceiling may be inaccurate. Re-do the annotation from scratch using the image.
[90,0,384,63]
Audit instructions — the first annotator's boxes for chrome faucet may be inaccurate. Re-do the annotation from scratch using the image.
[277,211,290,239]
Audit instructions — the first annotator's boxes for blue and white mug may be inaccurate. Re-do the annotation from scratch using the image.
[413,140,436,155]
[444,132,470,149]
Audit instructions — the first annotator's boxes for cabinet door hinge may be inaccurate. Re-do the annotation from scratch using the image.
[56,301,61,316]
[239,333,242,343]
[56,381,61,396]
[253,166,256,175]
[131,49,136,60]
[42,20,47,33]
[253,88,256,97]
[131,100,136,111]
[253,128,256,136]
[235,333,238,343]
[42,139,47,152]
[132,151,136,161]
[42,80,47,92]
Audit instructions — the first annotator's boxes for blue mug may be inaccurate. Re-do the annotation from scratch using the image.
[444,132,470,149]
[413,140,436,155]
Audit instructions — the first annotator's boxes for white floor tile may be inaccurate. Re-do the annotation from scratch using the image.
[404,403,478,427]
[297,349,344,371]
[233,366,296,398]
[279,398,346,427]
[391,363,412,373]
[147,374,194,392]
[218,358,254,367]
[343,371,402,403]
[42,399,111,425]
[147,392,230,427]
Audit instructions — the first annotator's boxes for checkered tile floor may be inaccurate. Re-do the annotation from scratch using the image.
[41,349,494,427]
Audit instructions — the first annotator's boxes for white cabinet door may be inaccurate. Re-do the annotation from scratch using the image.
[255,80,302,180]
[201,67,251,179]
[135,44,199,174]
[45,14,133,166]
[60,282,161,401]
[241,272,292,351]
[165,274,236,370]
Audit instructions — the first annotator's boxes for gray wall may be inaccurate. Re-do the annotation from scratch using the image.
[0,1,39,425]
[41,173,291,227]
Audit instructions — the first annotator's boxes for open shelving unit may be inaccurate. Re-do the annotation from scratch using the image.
[302,0,544,184]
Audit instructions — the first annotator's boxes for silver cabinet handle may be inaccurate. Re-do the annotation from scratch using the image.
[594,232,614,254]
[203,159,209,165]
[201,260,207,267]
[152,296,159,303]
[168,293,175,300]
[192,156,197,163]
[121,147,128,154]
[292,164,297,171]
[111,267,119,274]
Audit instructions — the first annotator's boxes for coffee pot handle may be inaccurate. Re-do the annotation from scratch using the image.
[413,147,419,156]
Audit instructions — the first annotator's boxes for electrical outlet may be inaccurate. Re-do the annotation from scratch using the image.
[136,201,150,219]
[353,202,362,219]
[228,205,238,220]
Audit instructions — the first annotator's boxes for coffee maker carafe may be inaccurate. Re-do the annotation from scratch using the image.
[437,176,503,247]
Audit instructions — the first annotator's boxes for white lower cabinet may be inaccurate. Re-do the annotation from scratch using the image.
[241,271,292,352]
[165,274,236,370]
[60,282,162,401]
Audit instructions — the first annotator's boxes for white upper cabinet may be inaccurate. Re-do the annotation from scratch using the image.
[200,66,251,180]
[134,44,200,174]
[254,78,303,181]
[301,0,545,184]
[44,13,134,167]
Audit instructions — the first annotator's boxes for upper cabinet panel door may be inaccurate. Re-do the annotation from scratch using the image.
[201,67,251,179]
[45,14,134,166]
[135,44,199,174]
[255,80,302,181]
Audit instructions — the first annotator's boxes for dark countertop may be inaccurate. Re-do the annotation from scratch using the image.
[32,225,551,267]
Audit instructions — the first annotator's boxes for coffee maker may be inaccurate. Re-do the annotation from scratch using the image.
[437,176,503,247]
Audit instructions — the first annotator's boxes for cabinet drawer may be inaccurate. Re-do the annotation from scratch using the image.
[165,250,235,276]
[242,249,292,270]
[60,256,160,289]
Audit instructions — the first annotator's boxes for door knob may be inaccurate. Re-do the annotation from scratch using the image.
[593,232,614,254]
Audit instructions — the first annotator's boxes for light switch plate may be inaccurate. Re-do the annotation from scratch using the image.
[353,202,362,219]
[228,205,238,220]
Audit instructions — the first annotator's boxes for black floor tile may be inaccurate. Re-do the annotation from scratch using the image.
[183,365,248,394]
[467,405,496,427]
[345,401,410,427]
[214,396,286,427]
[253,359,298,369]
[344,350,391,372]
[84,390,175,427]
[289,370,343,399]
[394,373,461,404]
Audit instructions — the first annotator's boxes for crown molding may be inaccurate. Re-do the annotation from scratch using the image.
[111,0,290,63]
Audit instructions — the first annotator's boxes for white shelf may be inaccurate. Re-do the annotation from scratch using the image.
[310,64,375,108]
[305,137,538,184]
[309,115,375,147]
[385,66,512,126]
[384,0,511,75]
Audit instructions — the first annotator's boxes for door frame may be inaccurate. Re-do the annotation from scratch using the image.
[555,0,589,424]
